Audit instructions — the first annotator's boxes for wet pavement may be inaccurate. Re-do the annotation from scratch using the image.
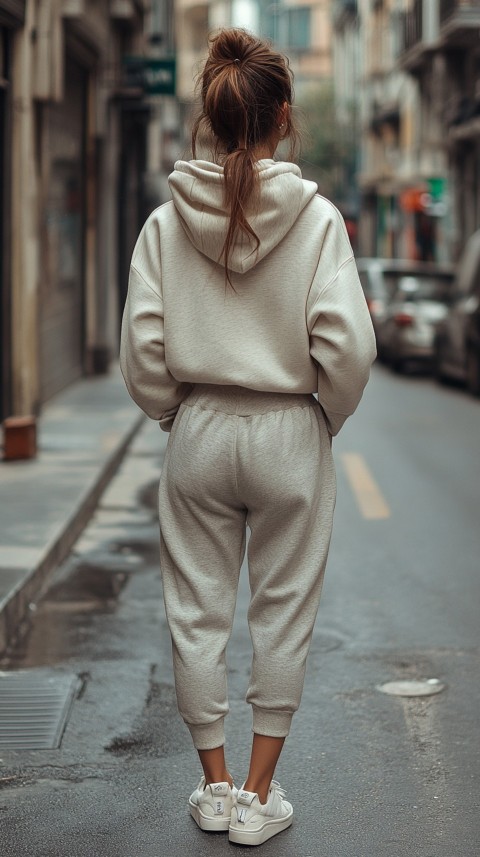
[0,365,479,856]
[0,367,142,654]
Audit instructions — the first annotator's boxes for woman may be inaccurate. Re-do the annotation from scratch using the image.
[120,28,376,847]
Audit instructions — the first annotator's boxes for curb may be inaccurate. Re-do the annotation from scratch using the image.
[0,413,145,658]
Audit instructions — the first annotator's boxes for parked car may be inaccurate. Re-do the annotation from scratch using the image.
[433,230,480,396]
[356,257,399,341]
[356,259,454,370]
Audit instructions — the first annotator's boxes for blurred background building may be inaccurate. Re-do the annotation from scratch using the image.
[401,0,480,261]
[335,0,480,264]
[176,0,331,99]
[1,0,480,427]
[0,0,175,424]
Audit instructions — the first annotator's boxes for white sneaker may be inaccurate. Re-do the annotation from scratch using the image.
[189,776,237,832]
[229,780,293,845]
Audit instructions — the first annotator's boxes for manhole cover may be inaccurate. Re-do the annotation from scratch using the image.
[377,678,446,698]
[0,670,81,749]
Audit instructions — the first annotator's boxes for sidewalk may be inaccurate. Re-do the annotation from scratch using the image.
[0,367,145,655]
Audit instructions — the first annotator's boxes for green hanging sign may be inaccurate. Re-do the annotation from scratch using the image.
[123,57,176,96]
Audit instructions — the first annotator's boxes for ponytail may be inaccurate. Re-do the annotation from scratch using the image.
[222,149,259,285]
[192,28,299,287]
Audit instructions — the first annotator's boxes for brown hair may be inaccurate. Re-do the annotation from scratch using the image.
[192,28,299,286]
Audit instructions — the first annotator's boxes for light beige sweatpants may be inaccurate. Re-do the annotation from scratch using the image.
[158,384,336,751]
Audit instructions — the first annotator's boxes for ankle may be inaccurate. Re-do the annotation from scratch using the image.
[198,745,233,789]
[205,770,233,789]
[243,778,271,805]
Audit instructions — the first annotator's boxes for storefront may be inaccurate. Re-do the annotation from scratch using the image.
[400,179,449,263]
[117,99,149,317]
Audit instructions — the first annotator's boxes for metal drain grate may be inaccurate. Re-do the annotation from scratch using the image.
[0,670,81,750]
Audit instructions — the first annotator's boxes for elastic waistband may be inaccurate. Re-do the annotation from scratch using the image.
[185,384,316,416]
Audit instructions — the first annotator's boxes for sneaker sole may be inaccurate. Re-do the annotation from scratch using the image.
[228,810,293,845]
[189,800,231,832]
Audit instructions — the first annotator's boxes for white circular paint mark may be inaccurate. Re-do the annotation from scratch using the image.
[377,679,446,697]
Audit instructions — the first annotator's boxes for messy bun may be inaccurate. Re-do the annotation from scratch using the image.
[192,28,299,286]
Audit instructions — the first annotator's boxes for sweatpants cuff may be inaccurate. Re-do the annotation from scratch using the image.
[187,718,226,750]
[252,706,293,738]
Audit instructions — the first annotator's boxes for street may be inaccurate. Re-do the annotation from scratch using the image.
[1,364,479,857]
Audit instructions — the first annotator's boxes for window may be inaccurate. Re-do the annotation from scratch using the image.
[259,3,311,52]
[285,7,310,51]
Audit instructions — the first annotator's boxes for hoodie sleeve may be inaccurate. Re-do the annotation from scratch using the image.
[307,213,376,436]
[120,220,193,431]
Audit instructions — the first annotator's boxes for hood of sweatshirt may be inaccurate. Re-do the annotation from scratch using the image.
[168,159,318,273]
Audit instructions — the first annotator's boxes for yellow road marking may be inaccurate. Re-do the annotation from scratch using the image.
[340,453,390,520]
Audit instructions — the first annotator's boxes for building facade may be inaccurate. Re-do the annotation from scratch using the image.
[258,0,332,94]
[355,0,423,260]
[399,0,480,261]
[0,0,156,425]
[333,0,480,262]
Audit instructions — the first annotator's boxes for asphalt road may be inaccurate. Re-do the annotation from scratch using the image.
[1,365,479,857]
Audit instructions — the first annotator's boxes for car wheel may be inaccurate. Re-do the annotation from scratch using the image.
[466,346,480,397]
[391,356,404,374]
[433,338,448,385]
[375,341,387,363]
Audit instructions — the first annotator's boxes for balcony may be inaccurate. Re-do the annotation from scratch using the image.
[399,0,440,73]
[440,0,480,45]
[446,95,480,141]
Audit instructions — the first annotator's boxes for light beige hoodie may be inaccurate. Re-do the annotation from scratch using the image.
[120,159,376,434]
